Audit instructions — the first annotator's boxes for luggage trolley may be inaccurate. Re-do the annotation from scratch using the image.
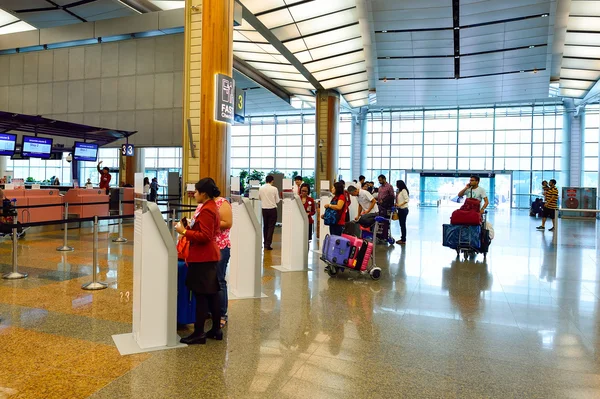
[320,216,385,280]
[442,212,490,260]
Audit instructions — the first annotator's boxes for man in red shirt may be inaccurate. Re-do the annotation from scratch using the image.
[97,161,111,195]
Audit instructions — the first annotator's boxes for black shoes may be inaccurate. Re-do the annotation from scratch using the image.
[549,227,555,232]
[180,332,206,345]
[265,246,273,251]
[205,329,223,340]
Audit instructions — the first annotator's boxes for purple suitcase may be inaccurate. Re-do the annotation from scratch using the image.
[322,234,352,265]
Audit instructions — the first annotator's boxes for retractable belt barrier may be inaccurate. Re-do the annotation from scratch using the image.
[0,207,202,288]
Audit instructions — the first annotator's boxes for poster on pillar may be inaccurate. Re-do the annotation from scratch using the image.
[215,74,235,124]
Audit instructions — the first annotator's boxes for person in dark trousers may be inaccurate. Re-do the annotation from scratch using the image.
[395,180,410,245]
[323,182,348,236]
[537,179,559,231]
[258,175,280,250]
[149,177,159,202]
[175,178,222,345]
[377,174,395,216]
[96,161,111,195]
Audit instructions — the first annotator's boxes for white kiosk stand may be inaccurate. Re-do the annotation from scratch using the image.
[273,179,309,272]
[317,180,331,254]
[112,196,185,355]
[229,195,266,299]
[248,180,262,226]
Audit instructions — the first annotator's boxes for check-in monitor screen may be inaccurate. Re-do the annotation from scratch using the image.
[21,136,53,159]
[73,142,99,162]
[0,134,16,156]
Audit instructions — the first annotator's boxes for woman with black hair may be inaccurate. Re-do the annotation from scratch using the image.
[323,181,347,236]
[395,180,410,245]
[175,177,222,345]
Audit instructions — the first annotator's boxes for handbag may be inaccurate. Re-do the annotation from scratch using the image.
[391,210,399,221]
[176,235,190,261]
[323,199,340,226]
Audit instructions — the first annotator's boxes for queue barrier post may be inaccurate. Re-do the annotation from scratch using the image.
[3,211,27,280]
[113,194,127,243]
[171,208,177,239]
[82,216,108,290]
[57,202,74,252]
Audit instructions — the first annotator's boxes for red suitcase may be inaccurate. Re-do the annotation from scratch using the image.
[342,234,374,272]
[450,209,481,225]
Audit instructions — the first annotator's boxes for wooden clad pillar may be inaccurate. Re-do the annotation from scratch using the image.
[316,90,340,192]
[183,0,233,198]
[119,149,136,187]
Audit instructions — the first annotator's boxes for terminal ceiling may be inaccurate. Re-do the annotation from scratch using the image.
[0,0,599,110]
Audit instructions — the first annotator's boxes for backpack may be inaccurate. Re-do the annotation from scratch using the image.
[324,199,340,226]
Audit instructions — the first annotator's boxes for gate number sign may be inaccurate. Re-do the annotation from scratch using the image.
[121,143,134,157]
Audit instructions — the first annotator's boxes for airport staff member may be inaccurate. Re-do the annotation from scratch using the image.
[259,175,280,251]
[97,161,111,195]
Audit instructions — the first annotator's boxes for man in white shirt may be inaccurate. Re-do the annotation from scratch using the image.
[347,185,378,227]
[258,175,280,250]
[458,175,489,214]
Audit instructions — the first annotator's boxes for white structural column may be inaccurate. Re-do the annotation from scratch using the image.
[0,156,7,179]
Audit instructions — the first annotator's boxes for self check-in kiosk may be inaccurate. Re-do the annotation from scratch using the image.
[273,179,309,272]
[112,177,185,354]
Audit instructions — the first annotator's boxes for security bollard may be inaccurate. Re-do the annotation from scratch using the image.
[2,221,28,280]
[82,216,108,290]
[171,208,177,240]
[57,202,74,252]
[112,196,127,243]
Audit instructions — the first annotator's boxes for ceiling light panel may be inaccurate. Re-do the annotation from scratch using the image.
[559,88,587,97]
[305,37,363,61]
[150,1,185,10]
[560,79,594,90]
[321,72,368,89]
[260,70,308,81]
[295,95,316,103]
[560,69,600,80]
[247,61,297,73]
[561,58,600,70]
[567,17,600,32]
[295,8,357,38]
[233,41,269,53]
[270,24,302,42]
[566,32,600,46]
[349,98,369,108]
[564,45,600,59]
[0,20,36,35]
[570,1,600,16]
[303,24,361,49]
[0,8,18,26]
[287,0,355,22]
[234,51,287,63]
[273,79,315,90]
[305,52,363,74]
[236,30,271,43]
[313,61,366,81]
[343,91,369,102]
[285,88,314,96]
[258,9,295,29]
[241,0,302,14]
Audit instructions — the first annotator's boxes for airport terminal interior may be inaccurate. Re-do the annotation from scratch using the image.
[1,0,600,398]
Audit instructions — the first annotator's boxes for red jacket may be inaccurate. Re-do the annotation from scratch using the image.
[302,196,316,224]
[184,199,220,263]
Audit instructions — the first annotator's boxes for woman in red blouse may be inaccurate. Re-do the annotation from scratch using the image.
[175,178,222,345]
[299,183,316,242]
[323,181,348,236]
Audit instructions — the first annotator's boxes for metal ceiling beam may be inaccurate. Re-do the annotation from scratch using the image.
[233,57,291,104]
[239,3,324,91]
[118,0,161,13]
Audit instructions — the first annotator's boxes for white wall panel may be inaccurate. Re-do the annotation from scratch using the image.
[0,86,7,110]
[100,112,118,130]
[9,54,23,85]
[23,53,39,84]
[100,77,118,112]
[0,57,8,86]
[8,85,23,113]
[101,42,119,77]
[68,47,85,80]
[22,84,38,114]
[155,35,175,73]
[52,82,68,114]
[135,75,155,110]
[84,45,102,79]
[53,49,69,81]
[37,51,54,83]
[154,73,174,109]
[37,83,53,115]
[118,40,137,76]
[136,38,155,75]
[68,80,84,113]
[117,76,136,110]
[84,78,101,112]
[153,109,173,145]
[134,110,155,145]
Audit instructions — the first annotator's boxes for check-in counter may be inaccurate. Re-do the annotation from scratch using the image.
[64,188,109,218]
[3,189,64,223]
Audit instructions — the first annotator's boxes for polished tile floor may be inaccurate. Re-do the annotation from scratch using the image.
[1,208,600,398]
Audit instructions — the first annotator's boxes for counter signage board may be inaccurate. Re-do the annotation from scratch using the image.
[121,144,134,157]
[234,88,245,123]
[215,74,235,124]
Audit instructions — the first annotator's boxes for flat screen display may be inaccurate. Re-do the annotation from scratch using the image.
[73,142,99,162]
[21,136,53,159]
[0,134,17,156]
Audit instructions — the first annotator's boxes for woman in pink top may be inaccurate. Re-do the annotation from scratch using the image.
[215,196,232,328]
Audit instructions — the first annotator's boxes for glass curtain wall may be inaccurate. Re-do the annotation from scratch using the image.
[7,156,72,184]
[338,115,352,181]
[144,147,183,196]
[584,104,599,188]
[231,114,316,180]
[366,104,564,208]
[80,148,119,185]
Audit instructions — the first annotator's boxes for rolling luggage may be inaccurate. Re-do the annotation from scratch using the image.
[442,224,481,250]
[322,234,352,265]
[342,234,373,272]
[450,209,481,225]
[177,260,196,325]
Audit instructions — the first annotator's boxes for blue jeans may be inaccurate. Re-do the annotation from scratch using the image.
[217,247,230,320]
[329,224,343,236]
